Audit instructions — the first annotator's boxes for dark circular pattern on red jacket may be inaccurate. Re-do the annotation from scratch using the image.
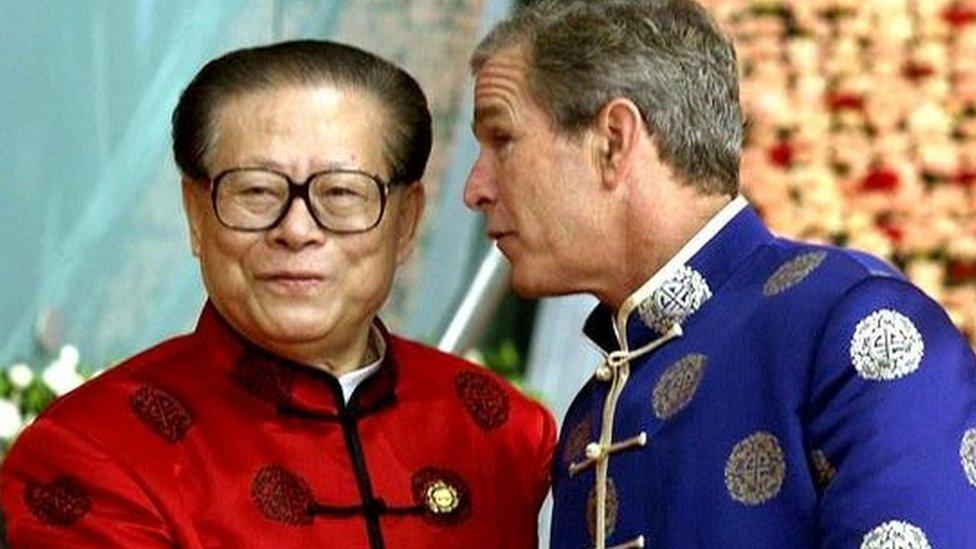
[129,385,194,443]
[24,476,92,526]
[454,371,510,432]
[250,465,314,526]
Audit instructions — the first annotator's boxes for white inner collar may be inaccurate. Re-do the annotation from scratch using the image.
[337,323,387,403]
[613,195,748,338]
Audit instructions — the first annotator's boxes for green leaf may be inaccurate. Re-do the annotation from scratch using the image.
[0,372,12,400]
[20,381,56,416]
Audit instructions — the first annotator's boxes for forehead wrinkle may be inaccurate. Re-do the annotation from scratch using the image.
[477,60,525,80]
[474,50,534,130]
[475,69,525,96]
[475,77,521,99]
[479,50,527,72]
[475,53,527,88]
[474,86,521,114]
[474,94,522,130]
[473,78,524,127]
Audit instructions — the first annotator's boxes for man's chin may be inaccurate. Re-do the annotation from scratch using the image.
[508,267,566,299]
[245,301,336,340]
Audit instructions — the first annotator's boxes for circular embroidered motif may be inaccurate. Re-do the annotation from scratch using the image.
[725,431,786,505]
[638,266,712,334]
[809,449,836,490]
[233,351,296,405]
[455,370,510,432]
[129,385,193,443]
[652,353,708,420]
[411,467,471,526]
[850,309,924,381]
[251,465,314,526]
[586,478,618,543]
[860,520,931,549]
[24,476,92,526]
[563,420,592,466]
[960,428,976,488]
[763,251,828,297]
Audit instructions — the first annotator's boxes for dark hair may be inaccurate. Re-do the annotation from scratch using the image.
[472,0,742,195]
[172,40,432,184]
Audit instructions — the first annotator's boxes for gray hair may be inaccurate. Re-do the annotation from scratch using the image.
[471,0,742,195]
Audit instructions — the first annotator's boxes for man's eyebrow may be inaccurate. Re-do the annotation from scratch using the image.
[472,105,510,134]
[230,158,349,173]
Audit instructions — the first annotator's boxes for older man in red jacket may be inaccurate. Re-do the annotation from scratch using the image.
[1,40,555,548]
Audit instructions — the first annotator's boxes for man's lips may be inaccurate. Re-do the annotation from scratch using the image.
[256,271,324,280]
[488,230,515,241]
[255,271,325,291]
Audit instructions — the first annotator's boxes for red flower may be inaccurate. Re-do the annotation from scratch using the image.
[877,219,905,243]
[942,4,976,27]
[902,62,935,81]
[861,168,901,192]
[767,141,794,168]
[826,92,864,112]
[948,261,976,282]
[953,170,976,186]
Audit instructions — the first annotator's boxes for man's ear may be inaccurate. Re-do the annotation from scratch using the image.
[593,98,645,189]
[394,182,426,265]
[181,176,207,258]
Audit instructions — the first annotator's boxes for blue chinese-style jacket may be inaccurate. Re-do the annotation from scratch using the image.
[550,197,976,548]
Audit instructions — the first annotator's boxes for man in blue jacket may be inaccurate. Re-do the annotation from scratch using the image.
[463,0,976,547]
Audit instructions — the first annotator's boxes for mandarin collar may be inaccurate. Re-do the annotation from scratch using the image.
[583,197,773,354]
[193,302,398,419]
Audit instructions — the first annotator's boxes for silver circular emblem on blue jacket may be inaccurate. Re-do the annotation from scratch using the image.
[860,520,931,549]
[961,428,976,489]
[850,309,924,381]
[638,266,712,334]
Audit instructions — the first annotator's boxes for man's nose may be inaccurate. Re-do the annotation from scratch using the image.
[463,153,495,210]
[269,198,326,249]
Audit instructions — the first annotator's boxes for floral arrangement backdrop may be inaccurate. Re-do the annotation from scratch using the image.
[698,0,976,346]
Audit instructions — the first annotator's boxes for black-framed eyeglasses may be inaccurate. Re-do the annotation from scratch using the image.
[209,167,399,234]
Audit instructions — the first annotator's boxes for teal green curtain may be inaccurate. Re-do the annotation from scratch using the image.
[0,0,488,368]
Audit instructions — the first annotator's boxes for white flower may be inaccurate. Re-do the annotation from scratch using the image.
[7,363,34,390]
[42,363,84,397]
[59,345,80,371]
[0,399,24,440]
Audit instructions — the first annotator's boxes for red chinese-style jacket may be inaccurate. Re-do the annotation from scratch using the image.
[1,304,556,548]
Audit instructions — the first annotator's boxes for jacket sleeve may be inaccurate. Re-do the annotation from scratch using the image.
[532,402,558,511]
[1,417,174,548]
[806,276,976,548]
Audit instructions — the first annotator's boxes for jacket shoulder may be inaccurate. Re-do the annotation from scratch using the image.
[26,333,194,432]
[756,238,907,304]
[766,237,903,279]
